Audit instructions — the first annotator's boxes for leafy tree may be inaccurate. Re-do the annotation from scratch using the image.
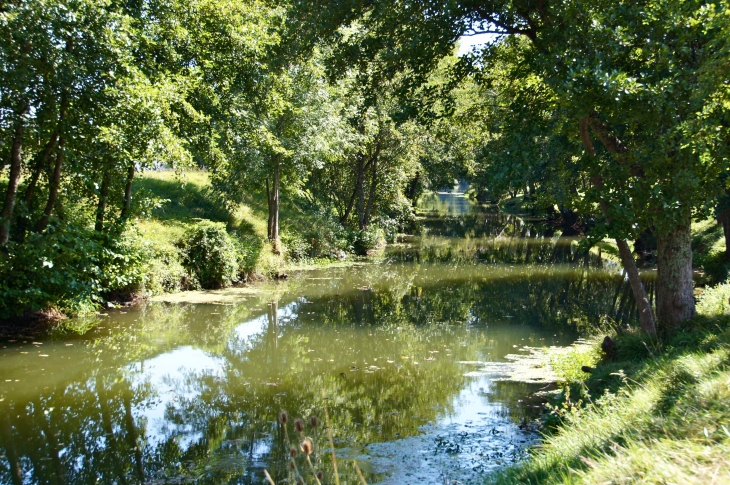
[211,56,350,245]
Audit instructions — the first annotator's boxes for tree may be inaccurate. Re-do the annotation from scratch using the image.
[211,56,350,246]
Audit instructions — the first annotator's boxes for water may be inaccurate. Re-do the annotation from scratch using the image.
[0,196,642,485]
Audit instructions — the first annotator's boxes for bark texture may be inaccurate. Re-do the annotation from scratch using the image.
[120,163,135,220]
[35,136,65,232]
[656,218,695,329]
[24,133,58,206]
[363,156,378,228]
[267,163,280,245]
[616,238,657,334]
[0,118,25,243]
[95,169,111,232]
[579,115,657,334]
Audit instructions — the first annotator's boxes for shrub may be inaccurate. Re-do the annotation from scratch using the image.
[179,221,238,289]
[281,232,312,261]
[0,223,146,318]
[697,280,730,316]
[349,226,385,256]
[233,234,264,280]
[141,242,198,294]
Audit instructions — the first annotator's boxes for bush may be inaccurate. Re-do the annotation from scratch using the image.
[233,234,264,280]
[349,226,385,256]
[179,221,238,289]
[0,223,146,318]
[280,212,351,261]
[141,242,198,294]
[280,232,312,261]
[697,280,730,316]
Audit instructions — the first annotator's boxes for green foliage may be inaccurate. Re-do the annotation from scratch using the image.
[134,172,231,224]
[139,236,197,295]
[349,226,385,256]
[697,280,730,316]
[692,218,730,285]
[281,211,352,261]
[179,221,239,289]
[0,223,145,318]
[550,344,603,385]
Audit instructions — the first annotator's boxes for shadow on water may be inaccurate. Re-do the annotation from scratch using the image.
[0,194,651,485]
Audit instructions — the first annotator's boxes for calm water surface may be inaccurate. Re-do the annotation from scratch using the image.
[0,196,643,484]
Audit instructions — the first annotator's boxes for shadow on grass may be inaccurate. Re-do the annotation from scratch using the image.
[135,176,231,224]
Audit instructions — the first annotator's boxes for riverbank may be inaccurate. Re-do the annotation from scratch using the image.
[0,170,391,326]
[489,281,730,484]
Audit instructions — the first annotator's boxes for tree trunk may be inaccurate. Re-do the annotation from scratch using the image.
[616,239,657,334]
[0,117,25,244]
[38,406,66,485]
[120,164,135,220]
[267,163,280,245]
[95,169,111,232]
[24,133,58,206]
[355,155,366,230]
[580,116,656,334]
[35,136,65,233]
[656,217,695,329]
[122,392,145,484]
[35,91,69,233]
[340,183,357,226]
[340,155,363,226]
[0,417,23,485]
[405,171,421,203]
[363,157,378,229]
[96,376,129,485]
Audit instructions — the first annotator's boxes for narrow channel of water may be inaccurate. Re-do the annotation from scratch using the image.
[0,195,643,484]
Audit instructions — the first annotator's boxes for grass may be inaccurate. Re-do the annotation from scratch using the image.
[489,284,730,485]
[693,217,729,285]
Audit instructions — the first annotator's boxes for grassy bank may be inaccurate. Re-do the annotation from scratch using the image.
[490,283,730,484]
[131,170,382,296]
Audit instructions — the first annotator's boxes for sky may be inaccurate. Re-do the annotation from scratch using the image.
[456,32,499,56]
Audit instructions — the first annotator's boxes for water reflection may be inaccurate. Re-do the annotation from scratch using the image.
[0,195,650,485]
